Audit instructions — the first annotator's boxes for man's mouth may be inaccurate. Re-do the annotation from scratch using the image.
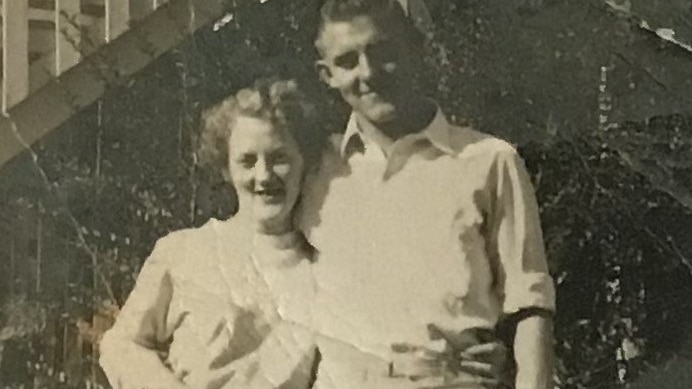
[360,90,380,99]
[360,88,395,105]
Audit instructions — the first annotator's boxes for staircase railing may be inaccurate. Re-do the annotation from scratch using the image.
[0,0,225,169]
[1,1,179,111]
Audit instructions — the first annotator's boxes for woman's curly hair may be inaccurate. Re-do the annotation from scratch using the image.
[198,78,327,181]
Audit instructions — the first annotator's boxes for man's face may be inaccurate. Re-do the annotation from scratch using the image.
[317,15,415,125]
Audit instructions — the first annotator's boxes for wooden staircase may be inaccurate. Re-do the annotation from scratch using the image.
[1,0,174,110]
[0,0,225,168]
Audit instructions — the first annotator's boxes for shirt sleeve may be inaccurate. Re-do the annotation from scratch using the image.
[487,148,556,315]
[99,238,187,389]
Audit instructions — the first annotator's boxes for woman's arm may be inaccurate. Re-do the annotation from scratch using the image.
[99,240,188,389]
[189,320,317,389]
[172,320,316,389]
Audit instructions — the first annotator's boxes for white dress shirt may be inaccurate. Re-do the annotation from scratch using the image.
[299,108,555,388]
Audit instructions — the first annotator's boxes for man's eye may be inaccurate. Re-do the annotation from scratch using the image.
[268,153,290,165]
[334,52,359,69]
[368,43,398,66]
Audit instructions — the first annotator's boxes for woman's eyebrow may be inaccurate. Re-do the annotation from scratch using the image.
[236,152,256,161]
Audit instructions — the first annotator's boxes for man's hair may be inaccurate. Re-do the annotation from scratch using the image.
[315,0,424,53]
[198,78,326,181]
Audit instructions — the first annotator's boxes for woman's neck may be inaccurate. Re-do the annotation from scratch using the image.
[251,226,315,266]
[255,221,293,236]
[254,229,302,250]
[234,209,292,236]
[234,209,314,261]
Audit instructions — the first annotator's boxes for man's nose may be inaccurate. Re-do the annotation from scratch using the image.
[357,53,374,80]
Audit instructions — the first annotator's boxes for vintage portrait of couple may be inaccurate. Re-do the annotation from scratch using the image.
[2,0,691,388]
[98,1,553,388]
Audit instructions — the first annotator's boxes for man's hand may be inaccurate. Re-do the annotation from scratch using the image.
[389,342,512,388]
[431,325,514,387]
[389,326,514,388]
[455,341,513,388]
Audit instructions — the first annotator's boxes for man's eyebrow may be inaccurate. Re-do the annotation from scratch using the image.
[368,36,394,47]
[335,50,357,59]
[268,146,287,155]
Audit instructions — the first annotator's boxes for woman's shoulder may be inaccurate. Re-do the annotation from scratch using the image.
[150,216,253,270]
[155,218,220,248]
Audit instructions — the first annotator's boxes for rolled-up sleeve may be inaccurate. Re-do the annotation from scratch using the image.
[99,239,187,389]
[488,149,555,315]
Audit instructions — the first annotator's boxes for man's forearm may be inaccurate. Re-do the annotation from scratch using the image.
[513,315,554,389]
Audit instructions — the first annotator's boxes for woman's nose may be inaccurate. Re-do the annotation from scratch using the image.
[254,159,273,184]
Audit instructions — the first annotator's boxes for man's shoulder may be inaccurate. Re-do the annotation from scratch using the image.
[307,133,349,177]
[446,123,519,162]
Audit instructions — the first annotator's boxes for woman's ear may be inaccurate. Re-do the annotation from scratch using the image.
[315,60,333,86]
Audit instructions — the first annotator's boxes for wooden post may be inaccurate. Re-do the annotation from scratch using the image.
[2,0,30,111]
[62,323,69,376]
[10,235,16,297]
[35,206,43,295]
[105,0,129,42]
[55,0,81,75]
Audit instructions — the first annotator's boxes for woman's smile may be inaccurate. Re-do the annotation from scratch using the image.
[229,115,305,234]
[254,185,286,204]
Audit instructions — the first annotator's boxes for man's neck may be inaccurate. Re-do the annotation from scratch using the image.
[355,98,437,157]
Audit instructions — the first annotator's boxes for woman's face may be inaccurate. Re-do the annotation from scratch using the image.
[228,115,305,234]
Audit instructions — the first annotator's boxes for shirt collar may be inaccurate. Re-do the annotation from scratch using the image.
[339,105,456,159]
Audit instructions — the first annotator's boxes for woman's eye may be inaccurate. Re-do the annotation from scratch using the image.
[238,155,257,168]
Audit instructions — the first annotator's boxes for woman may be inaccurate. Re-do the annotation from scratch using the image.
[99,79,327,389]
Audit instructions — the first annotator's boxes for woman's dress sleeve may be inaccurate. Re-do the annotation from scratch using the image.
[99,238,188,389]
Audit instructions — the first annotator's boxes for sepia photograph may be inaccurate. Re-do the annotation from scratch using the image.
[0,0,691,388]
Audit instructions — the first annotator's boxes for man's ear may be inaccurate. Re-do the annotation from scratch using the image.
[315,60,333,87]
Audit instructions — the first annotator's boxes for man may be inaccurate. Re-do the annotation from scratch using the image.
[299,0,556,388]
